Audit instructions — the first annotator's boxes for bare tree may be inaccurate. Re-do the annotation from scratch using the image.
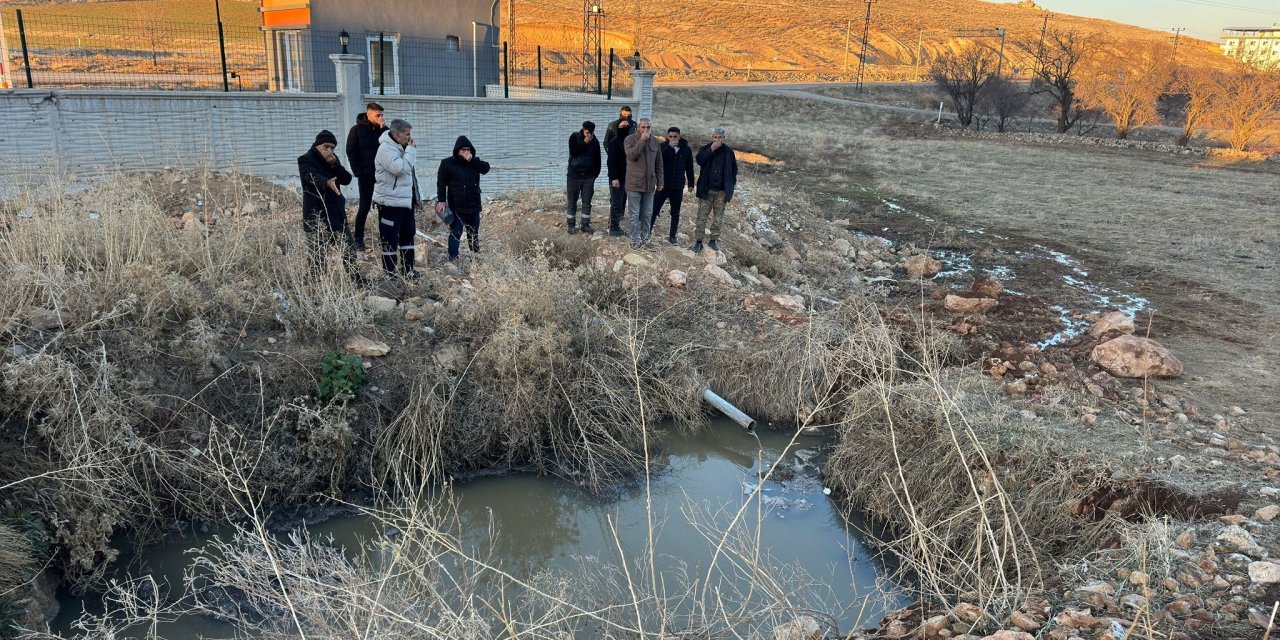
[930,44,1000,129]
[1019,29,1098,133]
[1173,67,1218,146]
[1077,44,1173,139]
[978,77,1032,133]
[1206,64,1280,152]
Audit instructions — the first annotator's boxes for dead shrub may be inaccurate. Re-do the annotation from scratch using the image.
[826,369,1115,619]
[507,220,599,269]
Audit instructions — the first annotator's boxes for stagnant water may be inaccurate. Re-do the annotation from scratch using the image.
[51,419,907,638]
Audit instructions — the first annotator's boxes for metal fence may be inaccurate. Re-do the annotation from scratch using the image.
[0,11,633,97]
[0,10,268,91]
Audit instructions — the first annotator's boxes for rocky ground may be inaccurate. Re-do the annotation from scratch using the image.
[3,107,1277,637]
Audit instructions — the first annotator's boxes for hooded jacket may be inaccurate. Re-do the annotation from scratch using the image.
[605,116,636,182]
[436,136,491,213]
[298,145,352,231]
[346,113,388,179]
[623,131,664,193]
[695,142,738,202]
[567,130,602,179]
[373,130,420,209]
[660,137,694,190]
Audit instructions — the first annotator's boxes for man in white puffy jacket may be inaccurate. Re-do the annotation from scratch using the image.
[373,118,421,277]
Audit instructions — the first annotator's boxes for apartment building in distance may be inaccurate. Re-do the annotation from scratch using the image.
[1221,24,1280,66]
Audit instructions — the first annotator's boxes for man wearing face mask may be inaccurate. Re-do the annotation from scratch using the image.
[298,130,358,280]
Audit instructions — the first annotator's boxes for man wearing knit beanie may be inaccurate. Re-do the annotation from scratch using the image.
[298,130,360,281]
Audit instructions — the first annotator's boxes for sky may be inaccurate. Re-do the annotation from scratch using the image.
[992,0,1280,40]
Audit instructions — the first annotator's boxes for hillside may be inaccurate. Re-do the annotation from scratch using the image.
[512,0,1230,80]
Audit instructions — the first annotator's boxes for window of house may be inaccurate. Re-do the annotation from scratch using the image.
[367,34,401,95]
[272,30,304,92]
[447,35,461,52]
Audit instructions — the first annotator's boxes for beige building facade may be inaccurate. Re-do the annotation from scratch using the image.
[1221,24,1280,66]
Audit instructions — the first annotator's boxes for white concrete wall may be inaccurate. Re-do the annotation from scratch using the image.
[0,72,650,199]
[0,90,336,181]
[374,94,622,195]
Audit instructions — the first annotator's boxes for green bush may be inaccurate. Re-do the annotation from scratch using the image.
[317,351,368,404]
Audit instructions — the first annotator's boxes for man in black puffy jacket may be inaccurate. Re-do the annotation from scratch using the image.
[435,135,491,261]
[344,103,387,250]
[298,130,359,280]
[651,126,695,245]
[566,120,601,235]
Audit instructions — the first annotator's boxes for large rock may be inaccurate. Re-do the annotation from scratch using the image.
[703,263,738,287]
[344,336,390,357]
[905,254,942,279]
[832,237,852,256]
[1089,311,1136,337]
[771,294,806,313]
[622,252,652,267]
[944,294,998,314]
[1090,335,1182,379]
[1247,561,1280,584]
[665,270,687,288]
[364,296,399,313]
[26,308,70,331]
[770,615,822,640]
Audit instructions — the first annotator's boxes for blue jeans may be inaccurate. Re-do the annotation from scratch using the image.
[626,191,654,244]
[448,208,481,260]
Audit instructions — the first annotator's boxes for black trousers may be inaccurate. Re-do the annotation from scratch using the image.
[609,184,627,230]
[651,187,685,240]
[376,205,416,275]
[303,208,356,275]
[353,176,375,244]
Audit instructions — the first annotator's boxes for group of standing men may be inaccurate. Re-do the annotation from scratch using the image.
[299,102,490,281]
[299,102,739,283]
[568,105,739,253]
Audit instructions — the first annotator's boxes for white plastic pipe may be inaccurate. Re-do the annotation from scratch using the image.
[703,389,756,431]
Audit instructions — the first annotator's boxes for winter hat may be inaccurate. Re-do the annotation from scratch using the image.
[314,130,338,146]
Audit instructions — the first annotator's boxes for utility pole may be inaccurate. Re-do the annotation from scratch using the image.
[1038,12,1052,59]
[1171,27,1186,62]
[996,27,1006,78]
[855,0,877,92]
[583,0,604,92]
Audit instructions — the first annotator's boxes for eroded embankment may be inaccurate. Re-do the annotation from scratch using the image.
[1,169,1275,639]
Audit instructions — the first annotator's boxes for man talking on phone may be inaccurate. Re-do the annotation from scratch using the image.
[373,118,421,278]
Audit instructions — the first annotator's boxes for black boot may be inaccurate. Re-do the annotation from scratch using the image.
[691,240,703,253]
[580,218,595,234]
[567,218,578,235]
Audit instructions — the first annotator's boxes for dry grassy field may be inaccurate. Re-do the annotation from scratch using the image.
[658,84,1280,448]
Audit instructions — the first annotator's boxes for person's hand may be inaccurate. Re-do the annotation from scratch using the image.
[657,183,664,193]
[326,177,340,194]
[611,179,620,188]
[710,139,723,151]
[583,130,593,142]
[460,149,473,162]
[687,184,694,193]
[640,130,650,142]
[435,201,446,214]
